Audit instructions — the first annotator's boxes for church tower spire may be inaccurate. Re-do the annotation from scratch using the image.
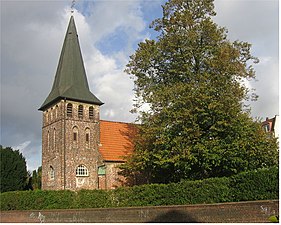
[39,16,103,111]
[40,16,103,191]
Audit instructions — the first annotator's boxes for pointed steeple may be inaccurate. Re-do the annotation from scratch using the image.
[39,16,103,111]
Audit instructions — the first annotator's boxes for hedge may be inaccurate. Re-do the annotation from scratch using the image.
[0,190,76,210]
[229,167,279,201]
[0,167,278,210]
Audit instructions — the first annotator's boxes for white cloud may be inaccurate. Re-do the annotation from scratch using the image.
[85,0,145,43]
[1,0,278,173]
[258,56,273,66]
[2,1,145,170]
[72,2,146,123]
[214,0,279,119]
[13,141,31,153]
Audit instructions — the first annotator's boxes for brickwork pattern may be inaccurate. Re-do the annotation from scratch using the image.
[0,200,278,223]
[104,162,126,189]
[42,100,103,191]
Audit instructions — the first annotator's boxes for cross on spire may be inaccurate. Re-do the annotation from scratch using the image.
[71,0,76,14]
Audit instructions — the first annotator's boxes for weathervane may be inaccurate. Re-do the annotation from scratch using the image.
[71,0,76,14]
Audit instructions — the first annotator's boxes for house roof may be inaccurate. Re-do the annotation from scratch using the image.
[99,120,137,162]
[39,16,103,111]
[262,117,276,132]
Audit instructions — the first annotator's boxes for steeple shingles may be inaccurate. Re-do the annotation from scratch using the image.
[39,16,103,111]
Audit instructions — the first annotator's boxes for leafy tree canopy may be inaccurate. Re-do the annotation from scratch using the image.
[121,0,278,184]
[32,166,42,190]
[0,145,28,192]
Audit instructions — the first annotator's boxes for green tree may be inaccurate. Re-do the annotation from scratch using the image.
[122,0,278,184]
[31,166,42,190]
[0,145,28,192]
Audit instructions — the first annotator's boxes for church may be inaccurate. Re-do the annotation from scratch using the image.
[39,16,136,190]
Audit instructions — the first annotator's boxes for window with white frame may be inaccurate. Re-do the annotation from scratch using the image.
[263,124,270,132]
[76,165,89,176]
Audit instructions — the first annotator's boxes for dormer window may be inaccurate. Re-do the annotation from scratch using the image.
[263,124,270,133]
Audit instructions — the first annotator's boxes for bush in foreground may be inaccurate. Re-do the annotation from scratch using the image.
[0,167,278,211]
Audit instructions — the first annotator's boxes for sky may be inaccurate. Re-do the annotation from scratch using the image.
[1,0,279,172]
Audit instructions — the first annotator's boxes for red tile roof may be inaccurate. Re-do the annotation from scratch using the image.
[99,120,137,162]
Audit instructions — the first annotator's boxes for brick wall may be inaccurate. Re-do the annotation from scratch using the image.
[41,100,103,191]
[104,162,126,189]
[0,200,278,223]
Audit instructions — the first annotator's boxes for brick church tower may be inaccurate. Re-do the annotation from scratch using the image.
[39,16,104,190]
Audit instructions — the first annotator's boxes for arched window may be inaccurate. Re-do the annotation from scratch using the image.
[45,110,48,123]
[73,126,78,142]
[67,103,73,117]
[50,108,53,121]
[89,106,94,119]
[47,130,50,150]
[85,128,90,147]
[55,105,59,119]
[53,128,56,150]
[76,165,89,176]
[78,105,83,118]
[49,166,55,180]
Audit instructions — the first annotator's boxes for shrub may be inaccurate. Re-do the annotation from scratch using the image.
[76,189,113,208]
[0,190,76,210]
[0,167,278,210]
[111,176,231,207]
[230,167,279,201]
[174,177,232,204]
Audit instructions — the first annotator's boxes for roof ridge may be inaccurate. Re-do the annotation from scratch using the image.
[100,119,135,125]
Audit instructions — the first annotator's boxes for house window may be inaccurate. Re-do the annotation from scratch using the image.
[67,103,73,117]
[89,106,94,119]
[263,124,270,132]
[76,165,89,176]
[49,166,55,180]
[98,166,106,176]
[78,105,83,118]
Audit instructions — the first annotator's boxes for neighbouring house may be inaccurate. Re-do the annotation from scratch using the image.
[39,16,137,191]
[261,115,279,139]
